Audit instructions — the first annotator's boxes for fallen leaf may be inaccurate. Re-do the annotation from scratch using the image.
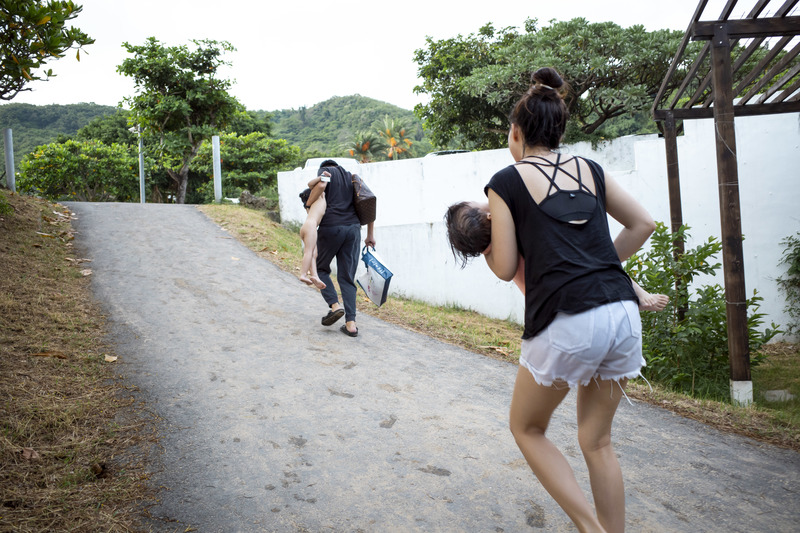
[21,448,40,461]
[80,269,92,276]
[36,232,54,238]
[270,250,278,255]
[90,462,107,478]
[104,355,118,363]
[231,257,240,261]
[478,345,512,356]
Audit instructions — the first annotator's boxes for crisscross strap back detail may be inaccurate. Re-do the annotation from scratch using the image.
[516,155,597,223]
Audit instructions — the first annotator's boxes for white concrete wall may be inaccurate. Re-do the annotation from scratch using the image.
[278,113,800,335]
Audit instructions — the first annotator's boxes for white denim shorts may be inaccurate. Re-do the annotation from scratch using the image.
[520,300,645,389]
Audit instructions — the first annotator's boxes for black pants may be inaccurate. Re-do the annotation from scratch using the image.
[316,224,361,323]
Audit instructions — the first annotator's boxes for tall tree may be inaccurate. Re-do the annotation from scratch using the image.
[413,23,518,151]
[0,0,94,101]
[117,37,242,204]
[345,130,385,163]
[414,18,695,149]
[379,116,414,160]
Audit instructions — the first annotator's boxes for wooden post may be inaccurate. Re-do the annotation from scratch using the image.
[663,113,687,319]
[663,113,685,241]
[710,23,752,405]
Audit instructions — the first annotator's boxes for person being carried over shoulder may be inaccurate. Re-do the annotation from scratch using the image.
[297,171,331,290]
[445,200,669,311]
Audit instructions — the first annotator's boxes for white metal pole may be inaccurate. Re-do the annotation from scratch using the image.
[212,135,222,203]
[3,128,15,193]
[138,127,145,203]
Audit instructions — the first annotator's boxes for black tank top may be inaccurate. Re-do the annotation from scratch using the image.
[485,156,637,339]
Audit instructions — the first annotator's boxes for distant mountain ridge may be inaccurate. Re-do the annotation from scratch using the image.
[0,95,431,177]
[0,102,118,175]
[261,94,430,156]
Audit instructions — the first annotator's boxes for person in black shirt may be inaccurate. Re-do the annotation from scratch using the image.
[481,68,657,533]
[313,160,375,337]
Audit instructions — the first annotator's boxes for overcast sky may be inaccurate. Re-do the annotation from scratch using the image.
[8,0,732,112]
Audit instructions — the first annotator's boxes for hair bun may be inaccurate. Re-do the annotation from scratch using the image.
[531,67,564,91]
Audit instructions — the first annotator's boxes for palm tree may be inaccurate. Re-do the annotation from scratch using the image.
[379,116,414,160]
[345,130,385,163]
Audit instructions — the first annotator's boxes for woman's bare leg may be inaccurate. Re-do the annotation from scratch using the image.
[509,366,607,533]
[576,379,627,533]
[299,198,326,290]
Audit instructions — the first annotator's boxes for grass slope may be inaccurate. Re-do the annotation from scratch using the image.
[0,191,151,532]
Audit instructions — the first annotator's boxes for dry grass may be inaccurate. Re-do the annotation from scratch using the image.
[0,191,152,532]
[199,203,800,452]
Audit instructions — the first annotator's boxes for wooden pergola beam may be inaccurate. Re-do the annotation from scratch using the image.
[653,99,800,120]
[692,16,800,39]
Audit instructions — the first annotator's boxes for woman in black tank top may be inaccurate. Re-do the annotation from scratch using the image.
[481,68,657,533]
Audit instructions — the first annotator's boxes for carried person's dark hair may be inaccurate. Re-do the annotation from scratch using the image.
[509,67,570,150]
[445,201,492,268]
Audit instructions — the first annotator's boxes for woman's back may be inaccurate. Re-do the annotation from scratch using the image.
[486,156,636,339]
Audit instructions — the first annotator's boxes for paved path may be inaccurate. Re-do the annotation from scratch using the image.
[68,203,799,533]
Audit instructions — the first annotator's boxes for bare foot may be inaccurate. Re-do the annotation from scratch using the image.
[299,274,314,286]
[639,293,669,312]
[309,276,326,290]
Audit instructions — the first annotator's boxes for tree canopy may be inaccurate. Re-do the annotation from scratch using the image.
[413,18,695,149]
[191,132,301,202]
[0,0,94,101]
[75,110,137,146]
[117,37,243,204]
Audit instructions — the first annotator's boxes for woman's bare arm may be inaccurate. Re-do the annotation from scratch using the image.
[484,189,519,281]
[604,173,656,262]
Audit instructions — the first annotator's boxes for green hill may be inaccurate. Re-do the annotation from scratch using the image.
[0,102,119,176]
[0,96,433,181]
[262,94,431,157]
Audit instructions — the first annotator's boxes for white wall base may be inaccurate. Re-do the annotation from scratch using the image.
[730,380,753,406]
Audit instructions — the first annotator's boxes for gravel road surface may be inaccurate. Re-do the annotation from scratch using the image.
[68,202,800,533]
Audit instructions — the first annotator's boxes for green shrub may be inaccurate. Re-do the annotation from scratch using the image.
[18,140,139,202]
[626,223,780,400]
[191,132,301,195]
[776,232,800,336]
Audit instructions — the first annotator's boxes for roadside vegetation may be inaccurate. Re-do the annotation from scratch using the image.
[0,191,151,532]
